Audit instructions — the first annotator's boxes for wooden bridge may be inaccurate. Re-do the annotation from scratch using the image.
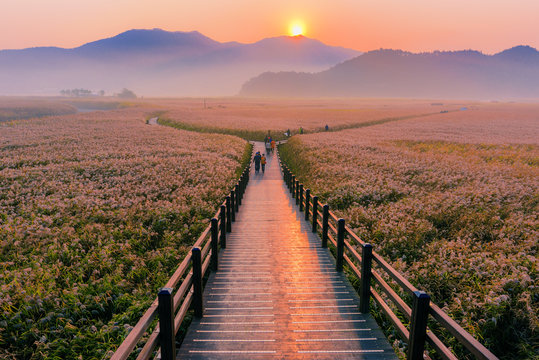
[112,142,498,360]
[176,142,395,359]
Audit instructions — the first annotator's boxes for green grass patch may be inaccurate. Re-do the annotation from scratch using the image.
[158,116,286,141]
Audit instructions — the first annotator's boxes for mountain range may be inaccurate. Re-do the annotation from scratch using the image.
[1,29,537,99]
[0,29,360,96]
[240,46,539,99]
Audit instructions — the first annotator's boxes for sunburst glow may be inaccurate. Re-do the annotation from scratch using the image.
[290,23,304,36]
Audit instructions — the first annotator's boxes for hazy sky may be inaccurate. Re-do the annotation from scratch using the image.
[1,0,538,53]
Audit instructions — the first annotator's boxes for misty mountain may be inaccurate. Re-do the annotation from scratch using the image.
[0,28,360,96]
[240,46,539,99]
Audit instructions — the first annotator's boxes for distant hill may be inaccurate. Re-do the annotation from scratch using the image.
[0,29,360,96]
[240,46,539,99]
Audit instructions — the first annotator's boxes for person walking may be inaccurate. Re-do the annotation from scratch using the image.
[261,153,267,173]
[253,151,261,173]
[299,126,303,134]
[265,140,271,154]
[271,139,276,154]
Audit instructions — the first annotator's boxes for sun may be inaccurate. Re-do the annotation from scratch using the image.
[289,23,304,36]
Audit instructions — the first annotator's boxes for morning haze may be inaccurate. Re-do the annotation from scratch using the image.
[1,28,538,99]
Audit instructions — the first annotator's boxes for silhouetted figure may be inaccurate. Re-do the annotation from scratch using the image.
[299,127,304,134]
[253,151,261,173]
[325,124,329,131]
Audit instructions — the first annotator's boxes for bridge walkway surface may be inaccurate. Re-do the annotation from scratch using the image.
[177,142,397,359]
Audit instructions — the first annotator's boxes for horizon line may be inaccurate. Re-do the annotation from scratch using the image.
[0,27,536,55]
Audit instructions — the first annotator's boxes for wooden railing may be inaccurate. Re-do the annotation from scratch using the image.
[111,157,252,360]
[278,151,498,360]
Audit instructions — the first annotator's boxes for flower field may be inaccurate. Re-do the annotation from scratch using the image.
[0,98,78,122]
[0,108,248,359]
[148,97,467,140]
[279,104,538,359]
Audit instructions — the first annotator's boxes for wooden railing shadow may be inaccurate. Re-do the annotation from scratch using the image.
[111,151,252,360]
[278,150,498,360]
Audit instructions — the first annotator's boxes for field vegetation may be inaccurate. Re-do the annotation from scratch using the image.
[1,97,537,359]
[0,108,249,359]
[0,98,77,122]
[146,97,470,141]
[279,103,538,359]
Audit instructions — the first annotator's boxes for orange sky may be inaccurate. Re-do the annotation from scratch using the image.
[1,0,538,53]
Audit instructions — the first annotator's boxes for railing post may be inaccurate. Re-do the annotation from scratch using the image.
[219,205,226,248]
[239,175,244,199]
[408,291,431,360]
[296,181,300,205]
[286,169,290,187]
[360,244,373,313]
[312,196,318,233]
[336,219,345,272]
[192,247,203,318]
[304,189,310,220]
[211,218,219,271]
[299,185,304,210]
[291,175,295,196]
[322,205,329,248]
[225,196,232,232]
[158,288,175,360]
[230,190,236,222]
[235,184,241,208]
[241,171,246,191]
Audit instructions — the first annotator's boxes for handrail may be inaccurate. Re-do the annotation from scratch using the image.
[112,148,253,360]
[277,149,498,360]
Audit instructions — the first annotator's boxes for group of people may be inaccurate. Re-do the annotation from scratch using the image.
[264,135,276,154]
[253,151,267,173]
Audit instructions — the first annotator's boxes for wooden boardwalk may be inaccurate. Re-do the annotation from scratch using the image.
[177,142,397,359]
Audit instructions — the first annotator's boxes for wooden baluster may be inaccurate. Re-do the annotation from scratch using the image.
[220,205,226,248]
[299,184,304,210]
[305,189,310,221]
[336,219,345,272]
[408,291,431,360]
[360,244,373,313]
[235,184,240,208]
[226,196,232,232]
[192,248,203,318]
[211,218,219,271]
[312,196,318,233]
[158,288,175,360]
[230,190,236,222]
[322,205,329,248]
